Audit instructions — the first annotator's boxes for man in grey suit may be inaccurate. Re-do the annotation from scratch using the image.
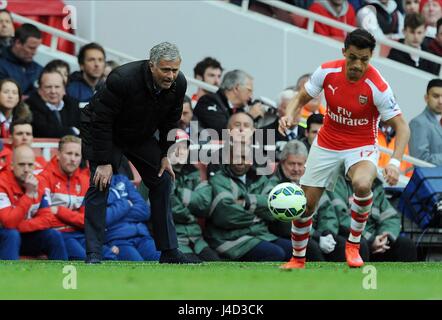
[409,79,442,166]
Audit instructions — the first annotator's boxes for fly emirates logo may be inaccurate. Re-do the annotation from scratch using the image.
[328,106,369,126]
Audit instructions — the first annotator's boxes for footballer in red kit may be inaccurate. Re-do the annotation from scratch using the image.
[279,29,410,269]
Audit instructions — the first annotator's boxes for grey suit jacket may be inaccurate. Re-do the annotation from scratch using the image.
[409,107,442,166]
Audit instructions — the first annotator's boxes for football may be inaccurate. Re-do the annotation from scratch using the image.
[268,182,307,221]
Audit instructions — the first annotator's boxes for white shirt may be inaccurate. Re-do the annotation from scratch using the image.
[0,112,12,131]
[45,101,65,112]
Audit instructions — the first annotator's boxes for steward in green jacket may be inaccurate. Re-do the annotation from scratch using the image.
[206,148,292,261]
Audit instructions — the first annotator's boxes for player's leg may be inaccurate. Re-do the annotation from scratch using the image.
[345,159,378,267]
[280,186,324,269]
[280,142,341,269]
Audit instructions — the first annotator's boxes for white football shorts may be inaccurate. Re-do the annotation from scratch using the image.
[300,139,379,191]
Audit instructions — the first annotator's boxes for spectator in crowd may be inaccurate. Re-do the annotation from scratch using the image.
[206,144,292,261]
[40,135,115,260]
[66,42,106,106]
[0,119,47,174]
[300,113,324,151]
[0,145,68,260]
[409,78,442,165]
[265,140,332,262]
[305,0,357,40]
[194,69,265,137]
[295,74,326,128]
[0,78,32,139]
[192,57,223,106]
[0,23,43,97]
[105,174,160,261]
[404,0,421,14]
[179,95,195,135]
[44,59,71,85]
[206,112,267,176]
[428,17,442,55]
[420,0,442,37]
[27,69,81,138]
[387,13,440,75]
[357,0,404,39]
[103,60,120,81]
[316,173,417,262]
[165,129,220,262]
[263,89,305,159]
[378,121,413,176]
[0,9,14,56]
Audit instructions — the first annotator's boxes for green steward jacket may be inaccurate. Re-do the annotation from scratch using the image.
[206,165,276,259]
[315,175,401,243]
[172,164,212,254]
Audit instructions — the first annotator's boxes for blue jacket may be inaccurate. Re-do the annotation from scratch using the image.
[105,174,152,242]
[0,47,42,96]
[66,71,104,103]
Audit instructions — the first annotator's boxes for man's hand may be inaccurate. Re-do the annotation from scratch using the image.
[383,163,400,186]
[93,164,113,191]
[371,233,391,254]
[158,157,175,182]
[50,206,59,215]
[319,234,337,254]
[24,174,39,198]
[248,102,265,120]
[278,116,297,135]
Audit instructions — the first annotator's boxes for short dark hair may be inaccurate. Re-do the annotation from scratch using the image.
[404,13,425,30]
[13,23,41,44]
[437,17,442,33]
[344,28,376,52]
[427,78,442,93]
[183,95,191,105]
[10,118,32,135]
[37,69,65,87]
[78,42,106,65]
[193,57,223,78]
[306,113,324,131]
[44,59,71,75]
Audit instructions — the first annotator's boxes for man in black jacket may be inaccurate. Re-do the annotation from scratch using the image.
[81,42,197,264]
[194,69,265,138]
[28,69,81,138]
[387,13,440,75]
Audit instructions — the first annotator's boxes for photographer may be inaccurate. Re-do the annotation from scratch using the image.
[194,69,265,137]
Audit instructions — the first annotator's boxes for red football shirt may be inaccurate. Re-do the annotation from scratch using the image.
[305,59,401,151]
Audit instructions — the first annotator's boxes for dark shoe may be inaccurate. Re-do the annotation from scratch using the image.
[159,249,202,264]
[85,253,102,264]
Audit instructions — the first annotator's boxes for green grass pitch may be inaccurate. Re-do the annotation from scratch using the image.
[0,261,441,300]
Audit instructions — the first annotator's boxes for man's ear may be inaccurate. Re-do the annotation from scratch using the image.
[342,48,346,57]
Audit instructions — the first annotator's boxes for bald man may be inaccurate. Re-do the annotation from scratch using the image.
[206,112,257,176]
[0,145,68,260]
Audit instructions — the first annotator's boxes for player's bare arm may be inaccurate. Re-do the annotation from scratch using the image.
[278,86,314,134]
[383,114,410,186]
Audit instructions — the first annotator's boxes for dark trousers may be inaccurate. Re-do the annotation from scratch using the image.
[62,231,117,260]
[370,236,417,262]
[0,228,21,260]
[85,137,178,257]
[20,229,68,260]
[239,238,292,262]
